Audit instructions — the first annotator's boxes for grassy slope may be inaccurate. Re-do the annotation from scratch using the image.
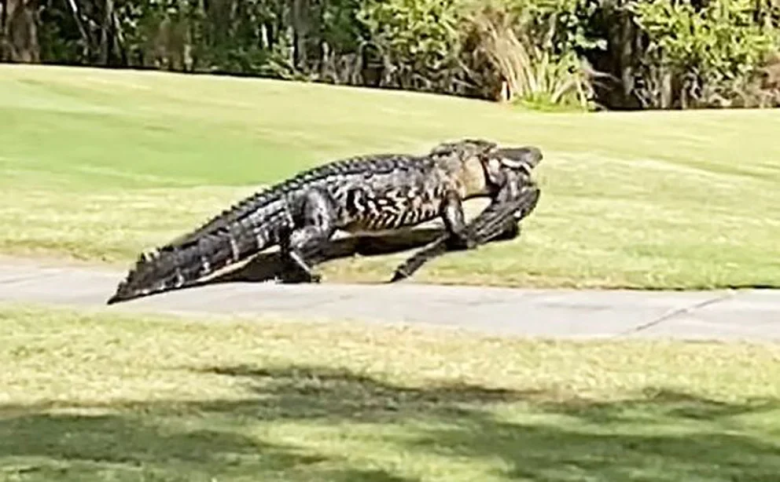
[2,304,780,481]
[2,64,780,288]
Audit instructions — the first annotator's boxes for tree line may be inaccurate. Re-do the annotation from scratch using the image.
[2,0,779,110]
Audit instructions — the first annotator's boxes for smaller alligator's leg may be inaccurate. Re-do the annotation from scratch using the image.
[467,186,540,243]
[492,219,521,241]
[278,188,338,284]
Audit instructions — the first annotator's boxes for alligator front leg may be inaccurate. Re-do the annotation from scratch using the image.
[439,190,479,251]
[278,188,338,284]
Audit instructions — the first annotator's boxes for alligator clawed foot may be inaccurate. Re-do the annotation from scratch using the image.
[277,269,321,284]
[389,268,410,283]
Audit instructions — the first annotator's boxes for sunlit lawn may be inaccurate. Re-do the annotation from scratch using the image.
[2,304,780,481]
[1,64,779,289]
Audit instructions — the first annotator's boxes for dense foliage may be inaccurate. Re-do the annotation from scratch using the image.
[2,0,779,110]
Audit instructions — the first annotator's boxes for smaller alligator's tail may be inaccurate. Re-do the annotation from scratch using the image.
[107,207,291,304]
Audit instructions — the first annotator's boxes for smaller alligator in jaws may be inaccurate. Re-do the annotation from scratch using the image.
[107,139,543,304]
[389,177,541,282]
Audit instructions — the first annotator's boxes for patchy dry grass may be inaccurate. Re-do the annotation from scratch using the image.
[2,64,780,289]
[2,304,780,481]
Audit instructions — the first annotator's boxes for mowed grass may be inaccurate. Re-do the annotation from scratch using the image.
[2,64,780,288]
[2,303,780,481]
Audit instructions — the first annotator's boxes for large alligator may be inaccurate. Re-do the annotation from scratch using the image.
[107,139,543,304]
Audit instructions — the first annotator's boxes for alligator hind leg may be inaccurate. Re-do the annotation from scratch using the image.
[278,187,338,284]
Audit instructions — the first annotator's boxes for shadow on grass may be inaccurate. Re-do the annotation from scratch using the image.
[2,363,780,481]
[0,406,418,481]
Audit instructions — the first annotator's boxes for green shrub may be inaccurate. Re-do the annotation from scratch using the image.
[458,0,604,109]
[628,0,778,108]
[355,0,466,93]
[28,0,780,110]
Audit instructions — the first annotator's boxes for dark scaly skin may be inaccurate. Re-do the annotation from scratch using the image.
[107,139,543,304]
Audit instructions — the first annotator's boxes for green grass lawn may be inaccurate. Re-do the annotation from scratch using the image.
[2,64,780,289]
[2,304,780,481]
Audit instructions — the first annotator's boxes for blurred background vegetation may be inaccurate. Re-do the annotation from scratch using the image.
[2,0,780,111]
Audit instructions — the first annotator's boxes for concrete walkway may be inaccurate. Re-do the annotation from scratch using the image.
[1,259,778,341]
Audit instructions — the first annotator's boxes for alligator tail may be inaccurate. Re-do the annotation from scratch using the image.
[107,205,291,304]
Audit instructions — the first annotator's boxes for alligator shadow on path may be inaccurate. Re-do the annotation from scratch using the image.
[196,227,466,287]
[2,363,779,481]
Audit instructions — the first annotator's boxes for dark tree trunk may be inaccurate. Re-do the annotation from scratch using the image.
[0,0,7,59]
[64,0,91,60]
[291,0,308,67]
[291,0,322,71]
[204,0,232,48]
[1,0,40,62]
[98,0,113,65]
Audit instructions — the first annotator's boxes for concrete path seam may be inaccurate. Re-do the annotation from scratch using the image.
[618,289,738,336]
